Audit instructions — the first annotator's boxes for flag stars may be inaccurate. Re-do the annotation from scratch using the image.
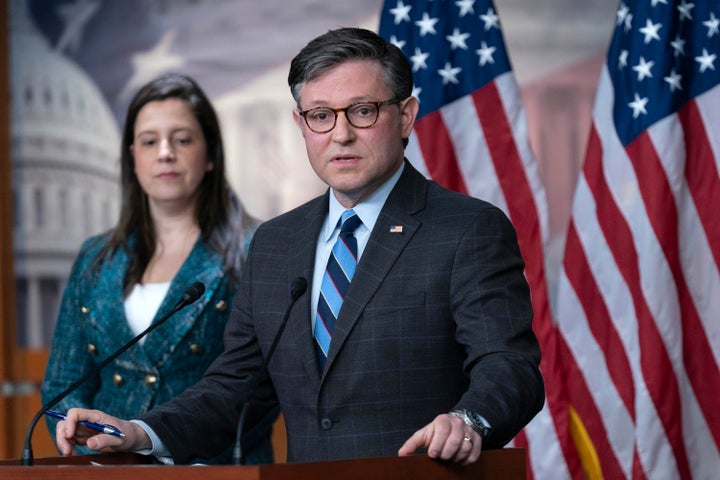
[618,49,629,69]
[446,28,471,50]
[411,85,422,102]
[389,35,406,51]
[476,41,496,66]
[455,0,475,17]
[639,19,662,44]
[480,7,500,31]
[664,69,682,92]
[628,93,649,118]
[616,2,629,26]
[703,12,720,37]
[623,12,633,32]
[670,35,686,57]
[410,47,430,71]
[651,0,668,6]
[677,1,694,21]
[438,62,462,85]
[632,56,654,81]
[389,0,412,25]
[695,48,717,73]
[415,12,440,36]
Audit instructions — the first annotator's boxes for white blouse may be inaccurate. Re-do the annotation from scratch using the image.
[124,282,171,343]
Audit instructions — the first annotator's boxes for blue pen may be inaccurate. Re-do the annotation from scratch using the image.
[45,410,126,437]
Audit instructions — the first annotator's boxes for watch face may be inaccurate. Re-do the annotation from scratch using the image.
[463,409,491,437]
[450,409,491,437]
[467,410,483,425]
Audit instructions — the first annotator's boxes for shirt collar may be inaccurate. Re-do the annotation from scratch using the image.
[322,161,405,242]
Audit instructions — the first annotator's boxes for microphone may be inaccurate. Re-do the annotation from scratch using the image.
[232,276,308,465]
[21,282,206,466]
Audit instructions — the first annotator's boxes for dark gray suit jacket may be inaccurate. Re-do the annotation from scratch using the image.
[142,161,544,463]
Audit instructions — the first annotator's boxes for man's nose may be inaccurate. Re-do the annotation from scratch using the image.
[332,112,356,143]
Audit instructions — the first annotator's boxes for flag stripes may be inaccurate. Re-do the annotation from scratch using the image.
[682,100,720,266]
[413,111,468,193]
[558,1,720,471]
[379,1,580,477]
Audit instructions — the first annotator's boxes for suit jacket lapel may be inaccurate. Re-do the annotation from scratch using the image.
[285,195,329,382]
[324,162,427,373]
[92,247,137,357]
[141,240,221,367]
[89,238,221,369]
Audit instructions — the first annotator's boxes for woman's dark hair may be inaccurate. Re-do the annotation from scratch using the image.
[97,73,242,294]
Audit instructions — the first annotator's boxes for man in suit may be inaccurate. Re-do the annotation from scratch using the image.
[56,27,544,466]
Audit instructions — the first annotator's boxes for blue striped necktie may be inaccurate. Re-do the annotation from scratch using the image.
[314,210,362,370]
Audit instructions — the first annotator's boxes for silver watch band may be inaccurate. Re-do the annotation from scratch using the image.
[448,408,492,438]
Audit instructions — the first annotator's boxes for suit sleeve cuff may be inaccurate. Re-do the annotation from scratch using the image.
[130,419,174,465]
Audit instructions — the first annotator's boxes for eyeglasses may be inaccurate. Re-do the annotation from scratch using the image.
[297,99,400,133]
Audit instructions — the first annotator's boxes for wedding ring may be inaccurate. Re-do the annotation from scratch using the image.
[463,435,473,445]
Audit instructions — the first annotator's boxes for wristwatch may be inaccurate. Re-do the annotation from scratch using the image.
[449,408,492,439]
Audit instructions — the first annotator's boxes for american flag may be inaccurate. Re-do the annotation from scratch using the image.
[379,1,582,478]
[557,0,720,478]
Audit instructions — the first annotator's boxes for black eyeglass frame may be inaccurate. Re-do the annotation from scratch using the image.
[297,98,402,133]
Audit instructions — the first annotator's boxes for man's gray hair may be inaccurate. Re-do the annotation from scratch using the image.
[288,27,413,106]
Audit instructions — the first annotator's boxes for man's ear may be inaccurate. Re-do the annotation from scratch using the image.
[400,96,419,139]
[292,109,306,137]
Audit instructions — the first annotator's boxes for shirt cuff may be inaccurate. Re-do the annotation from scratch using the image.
[130,419,174,465]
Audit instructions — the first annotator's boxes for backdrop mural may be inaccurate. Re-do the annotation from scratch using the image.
[7,0,616,468]
[9,0,615,350]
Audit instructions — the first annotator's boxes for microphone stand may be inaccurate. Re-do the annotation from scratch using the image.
[232,277,307,465]
[21,282,206,466]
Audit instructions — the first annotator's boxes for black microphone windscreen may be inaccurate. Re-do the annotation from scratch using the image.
[181,282,206,304]
[290,277,308,301]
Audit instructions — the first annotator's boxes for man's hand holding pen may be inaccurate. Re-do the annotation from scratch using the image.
[56,408,150,456]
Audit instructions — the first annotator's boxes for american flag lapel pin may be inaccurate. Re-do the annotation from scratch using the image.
[389,225,403,234]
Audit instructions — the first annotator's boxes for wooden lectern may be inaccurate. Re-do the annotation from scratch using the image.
[0,448,526,479]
